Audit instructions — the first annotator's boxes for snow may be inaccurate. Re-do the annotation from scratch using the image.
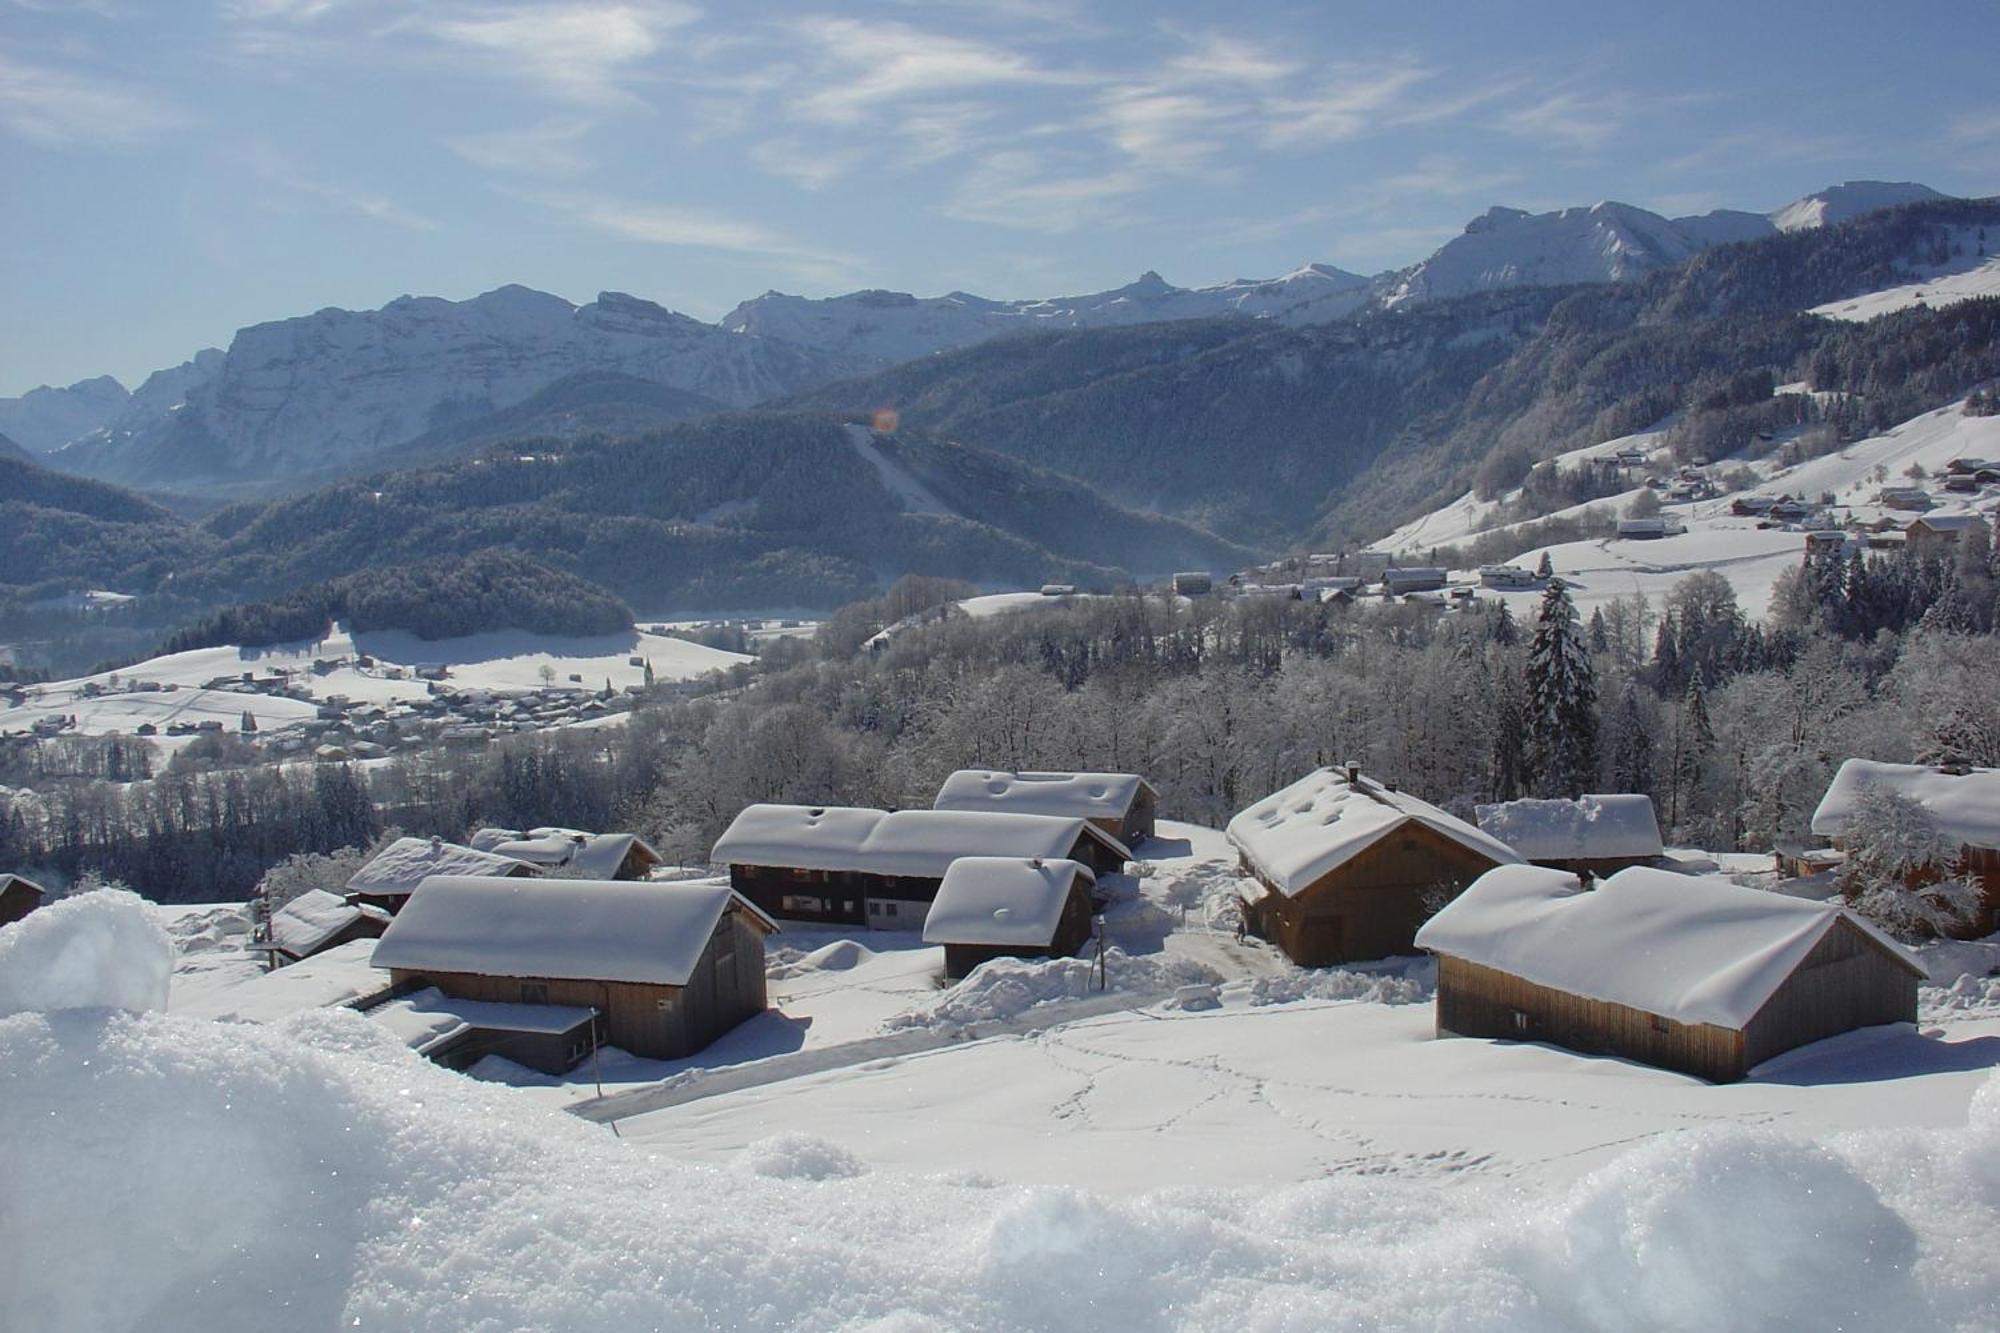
[0,889,172,1015]
[934,769,1149,822]
[345,836,534,899]
[1227,768,1520,896]
[371,987,597,1055]
[169,940,391,1023]
[370,875,769,987]
[839,422,957,516]
[1474,794,1664,863]
[1810,253,2000,322]
[267,888,383,957]
[884,948,1218,1031]
[711,805,1126,880]
[483,828,657,877]
[923,857,1094,947]
[1415,865,1922,1028]
[1812,759,2000,849]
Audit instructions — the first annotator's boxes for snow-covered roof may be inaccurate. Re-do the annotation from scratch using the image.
[371,987,597,1056]
[467,827,522,852]
[345,837,536,898]
[0,873,47,899]
[490,833,586,866]
[1908,514,1986,531]
[710,805,1128,878]
[268,889,388,957]
[922,857,1095,947]
[1226,769,1520,897]
[1810,759,2000,850]
[932,770,1151,822]
[1414,865,1921,1029]
[1474,795,1663,863]
[370,876,772,987]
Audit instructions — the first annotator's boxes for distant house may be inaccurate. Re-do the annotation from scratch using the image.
[1380,567,1448,595]
[269,888,391,964]
[1171,572,1213,597]
[710,805,1130,929]
[933,770,1158,844]
[1226,766,1521,965]
[1810,759,2000,935]
[1474,795,1663,876]
[472,827,665,881]
[345,836,538,913]
[1905,513,1990,558]
[1416,865,1923,1083]
[371,875,776,1064]
[1615,516,1684,539]
[1479,564,1541,589]
[1039,584,1078,597]
[923,857,1097,979]
[0,873,48,929]
[1879,486,1934,511]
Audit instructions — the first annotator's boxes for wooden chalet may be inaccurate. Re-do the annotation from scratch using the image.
[370,875,775,1063]
[472,827,666,880]
[1415,865,1924,1083]
[1905,513,1990,558]
[0,873,48,929]
[1811,759,2000,936]
[923,857,1097,979]
[1474,795,1663,877]
[1226,767,1521,965]
[710,805,1130,930]
[932,769,1158,844]
[268,888,391,964]
[344,836,538,913]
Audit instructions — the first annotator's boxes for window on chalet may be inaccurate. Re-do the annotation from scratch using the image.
[1512,1011,1530,1032]
[521,981,549,1005]
[781,894,827,913]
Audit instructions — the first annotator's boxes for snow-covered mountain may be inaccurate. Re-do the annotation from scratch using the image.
[56,286,864,489]
[722,263,1373,369]
[1770,180,1949,232]
[0,374,130,453]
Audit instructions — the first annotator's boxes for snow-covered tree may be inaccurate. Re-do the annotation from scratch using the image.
[1526,579,1598,797]
[249,844,373,933]
[1836,787,1982,940]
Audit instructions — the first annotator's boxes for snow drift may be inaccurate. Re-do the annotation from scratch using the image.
[0,888,172,1015]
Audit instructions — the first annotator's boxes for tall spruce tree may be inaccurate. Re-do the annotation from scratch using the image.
[1526,578,1599,797]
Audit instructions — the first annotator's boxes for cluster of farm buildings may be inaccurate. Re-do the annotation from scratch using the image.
[5,757,1993,1088]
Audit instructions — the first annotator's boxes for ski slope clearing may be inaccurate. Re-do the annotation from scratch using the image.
[839,422,957,516]
[1489,523,1807,620]
[1810,251,2000,323]
[1382,427,1671,553]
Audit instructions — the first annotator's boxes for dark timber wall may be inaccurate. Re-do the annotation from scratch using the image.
[1244,824,1505,965]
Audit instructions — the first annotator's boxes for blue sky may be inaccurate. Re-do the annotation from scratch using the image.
[4,0,1998,394]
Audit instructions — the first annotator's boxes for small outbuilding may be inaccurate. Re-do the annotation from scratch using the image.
[1415,865,1924,1083]
[932,770,1158,844]
[371,875,776,1063]
[344,836,539,913]
[1811,759,2000,935]
[923,857,1097,979]
[268,888,391,964]
[1474,795,1663,876]
[477,827,665,880]
[1226,767,1521,965]
[0,873,48,929]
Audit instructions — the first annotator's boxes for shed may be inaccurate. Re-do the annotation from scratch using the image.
[268,888,391,964]
[485,828,665,880]
[1226,767,1521,964]
[1811,759,2000,935]
[711,805,1129,929]
[371,876,775,1062]
[1474,795,1663,875]
[0,873,48,929]
[368,988,601,1076]
[932,769,1158,843]
[344,837,539,912]
[923,857,1097,979]
[1905,513,1990,558]
[1380,567,1447,594]
[1415,865,1924,1082]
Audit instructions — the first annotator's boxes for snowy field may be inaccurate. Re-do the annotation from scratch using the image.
[1808,247,2000,323]
[2,623,750,745]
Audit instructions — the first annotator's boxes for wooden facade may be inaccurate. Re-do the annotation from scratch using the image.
[275,912,386,965]
[938,879,1097,980]
[386,907,771,1062]
[0,874,47,929]
[1241,824,1506,965]
[1433,917,1920,1083]
[1108,784,1158,845]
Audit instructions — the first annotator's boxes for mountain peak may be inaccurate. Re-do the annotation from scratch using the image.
[1769,181,1948,232]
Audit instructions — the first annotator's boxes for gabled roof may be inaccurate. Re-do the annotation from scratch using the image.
[0,873,47,900]
[371,876,774,987]
[1811,759,2000,850]
[710,805,1129,879]
[1226,769,1519,897]
[475,827,661,879]
[269,888,389,957]
[923,857,1095,947]
[1415,865,1922,1029]
[1475,795,1663,863]
[933,770,1152,822]
[1908,513,1988,531]
[345,837,536,899]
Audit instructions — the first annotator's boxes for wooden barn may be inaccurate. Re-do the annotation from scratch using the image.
[1904,513,1989,558]
[370,875,776,1063]
[1811,759,2000,936]
[0,873,48,929]
[932,770,1159,844]
[470,827,665,880]
[344,836,539,913]
[1415,865,1924,1083]
[1226,767,1521,965]
[923,857,1098,979]
[1474,794,1663,877]
[268,888,391,964]
[711,805,1130,929]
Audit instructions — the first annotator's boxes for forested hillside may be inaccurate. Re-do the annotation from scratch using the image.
[0,455,214,593]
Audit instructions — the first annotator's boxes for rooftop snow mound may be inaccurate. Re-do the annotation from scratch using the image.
[711,805,1128,878]
[268,889,388,957]
[933,770,1150,820]
[0,888,173,1015]
[1414,865,1921,1029]
[370,876,773,987]
[346,837,535,898]
[1227,769,1518,896]
[1475,795,1663,863]
[1811,759,2000,850]
[923,857,1095,946]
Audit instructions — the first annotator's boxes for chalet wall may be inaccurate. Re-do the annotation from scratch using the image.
[1246,826,1504,965]
[730,865,941,926]
[0,882,43,929]
[1741,920,1918,1069]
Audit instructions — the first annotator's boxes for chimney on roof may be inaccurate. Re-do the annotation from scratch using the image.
[429,835,442,852]
[1030,857,1044,869]
[1344,762,1361,785]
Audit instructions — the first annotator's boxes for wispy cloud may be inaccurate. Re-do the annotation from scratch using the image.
[791,17,1087,125]
[748,136,862,190]
[442,116,595,176]
[1262,61,1437,146]
[941,149,1148,233]
[1948,108,2000,145]
[399,2,696,108]
[1497,90,1626,151]
[533,190,857,281]
[0,49,193,145]
[263,167,441,231]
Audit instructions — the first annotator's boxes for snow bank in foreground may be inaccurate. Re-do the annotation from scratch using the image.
[0,889,172,1016]
[1245,963,1433,1008]
[2,1005,1998,1331]
[885,949,1222,1031]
